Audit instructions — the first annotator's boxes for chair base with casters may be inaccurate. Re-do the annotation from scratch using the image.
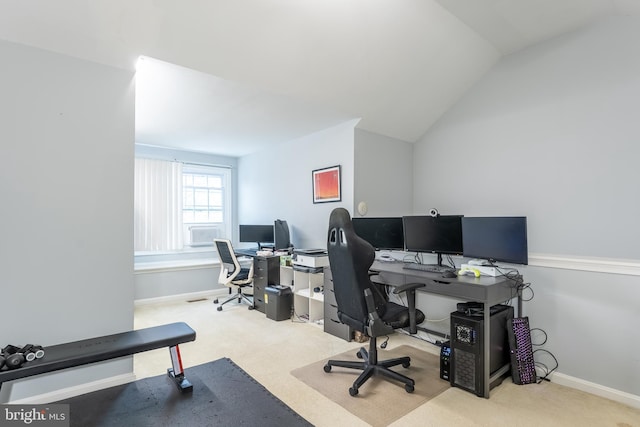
[324,332,415,396]
[213,286,254,311]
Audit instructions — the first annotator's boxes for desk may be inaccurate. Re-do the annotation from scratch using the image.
[369,260,522,398]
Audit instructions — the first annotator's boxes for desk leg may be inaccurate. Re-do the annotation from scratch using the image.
[518,287,523,318]
[483,302,490,398]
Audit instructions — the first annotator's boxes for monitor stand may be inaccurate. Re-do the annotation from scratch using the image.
[422,253,447,269]
[422,253,444,267]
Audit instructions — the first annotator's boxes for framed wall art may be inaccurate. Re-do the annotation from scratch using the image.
[312,165,341,203]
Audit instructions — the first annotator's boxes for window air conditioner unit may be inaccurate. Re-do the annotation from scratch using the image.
[189,226,220,246]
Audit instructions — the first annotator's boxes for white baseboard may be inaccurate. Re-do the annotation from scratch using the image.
[134,289,228,306]
[8,373,136,404]
[545,371,640,409]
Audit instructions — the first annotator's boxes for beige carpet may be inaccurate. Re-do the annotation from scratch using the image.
[291,344,450,427]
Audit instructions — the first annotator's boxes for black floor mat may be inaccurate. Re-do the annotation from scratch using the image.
[56,358,313,427]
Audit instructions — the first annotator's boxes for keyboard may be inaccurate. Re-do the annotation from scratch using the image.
[402,263,454,274]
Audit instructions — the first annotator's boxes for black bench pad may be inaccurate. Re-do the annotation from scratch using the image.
[0,322,196,384]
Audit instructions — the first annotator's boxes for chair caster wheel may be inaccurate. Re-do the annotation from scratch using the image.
[349,387,358,396]
[213,299,219,304]
[248,306,254,310]
[402,361,410,368]
[405,384,414,393]
[356,351,364,359]
[217,306,223,311]
[323,364,331,373]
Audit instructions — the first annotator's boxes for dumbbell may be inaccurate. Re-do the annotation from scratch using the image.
[21,344,45,362]
[1,344,45,370]
[2,345,25,370]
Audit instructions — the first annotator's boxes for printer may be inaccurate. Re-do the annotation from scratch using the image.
[292,249,329,271]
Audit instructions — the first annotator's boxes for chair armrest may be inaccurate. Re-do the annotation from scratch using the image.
[364,289,394,337]
[392,282,425,335]
[391,282,425,295]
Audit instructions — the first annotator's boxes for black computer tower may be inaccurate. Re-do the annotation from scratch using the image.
[450,304,513,396]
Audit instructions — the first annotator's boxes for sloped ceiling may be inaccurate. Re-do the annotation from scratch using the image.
[0,0,637,156]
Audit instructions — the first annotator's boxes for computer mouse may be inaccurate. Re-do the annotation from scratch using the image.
[442,271,457,279]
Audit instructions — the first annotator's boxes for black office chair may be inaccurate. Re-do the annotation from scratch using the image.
[324,208,426,396]
[214,239,255,311]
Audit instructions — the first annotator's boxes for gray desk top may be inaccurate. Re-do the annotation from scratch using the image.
[370,260,518,305]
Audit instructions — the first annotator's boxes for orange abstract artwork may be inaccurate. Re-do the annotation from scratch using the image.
[312,165,341,203]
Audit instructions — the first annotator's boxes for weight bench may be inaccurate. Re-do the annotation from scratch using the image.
[0,322,196,401]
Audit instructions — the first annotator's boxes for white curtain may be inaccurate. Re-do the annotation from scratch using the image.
[134,158,183,251]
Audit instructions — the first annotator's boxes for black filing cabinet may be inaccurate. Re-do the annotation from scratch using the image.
[252,256,281,313]
[323,267,352,341]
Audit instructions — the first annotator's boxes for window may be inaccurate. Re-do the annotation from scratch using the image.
[182,165,232,247]
[134,158,232,252]
[183,171,224,223]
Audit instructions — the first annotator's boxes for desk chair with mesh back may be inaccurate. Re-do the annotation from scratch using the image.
[214,239,255,311]
[324,208,426,396]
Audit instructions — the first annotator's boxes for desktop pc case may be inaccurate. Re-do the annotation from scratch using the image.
[449,304,513,396]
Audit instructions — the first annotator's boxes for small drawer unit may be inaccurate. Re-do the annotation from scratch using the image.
[252,256,281,313]
[323,267,352,341]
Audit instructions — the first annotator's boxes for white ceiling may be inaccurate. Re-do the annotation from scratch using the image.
[1,0,637,157]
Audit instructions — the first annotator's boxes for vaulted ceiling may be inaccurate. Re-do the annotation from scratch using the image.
[1,0,637,156]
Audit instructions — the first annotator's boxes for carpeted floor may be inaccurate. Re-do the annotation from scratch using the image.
[291,344,450,427]
[57,358,312,427]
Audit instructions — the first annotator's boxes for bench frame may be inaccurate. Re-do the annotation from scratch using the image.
[0,322,196,402]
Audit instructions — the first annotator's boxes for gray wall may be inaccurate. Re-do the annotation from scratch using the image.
[414,15,640,260]
[354,129,413,217]
[413,16,640,396]
[238,120,358,249]
[0,41,135,401]
[134,266,221,301]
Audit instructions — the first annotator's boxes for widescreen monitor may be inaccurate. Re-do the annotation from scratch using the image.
[239,224,274,246]
[462,216,528,265]
[403,215,463,255]
[352,217,404,250]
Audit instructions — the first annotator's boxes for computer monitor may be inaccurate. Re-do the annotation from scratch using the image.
[403,215,464,265]
[462,216,528,265]
[239,224,274,249]
[352,217,404,250]
[274,219,292,250]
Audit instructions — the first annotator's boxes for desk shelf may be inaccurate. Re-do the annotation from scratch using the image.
[284,266,324,323]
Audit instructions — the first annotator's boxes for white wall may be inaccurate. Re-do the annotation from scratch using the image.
[354,129,413,217]
[0,40,135,401]
[238,120,358,249]
[413,16,640,398]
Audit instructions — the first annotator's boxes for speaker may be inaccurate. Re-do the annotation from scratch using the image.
[449,304,513,396]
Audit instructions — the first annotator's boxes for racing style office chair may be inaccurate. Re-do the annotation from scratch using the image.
[214,239,255,311]
[324,208,426,396]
